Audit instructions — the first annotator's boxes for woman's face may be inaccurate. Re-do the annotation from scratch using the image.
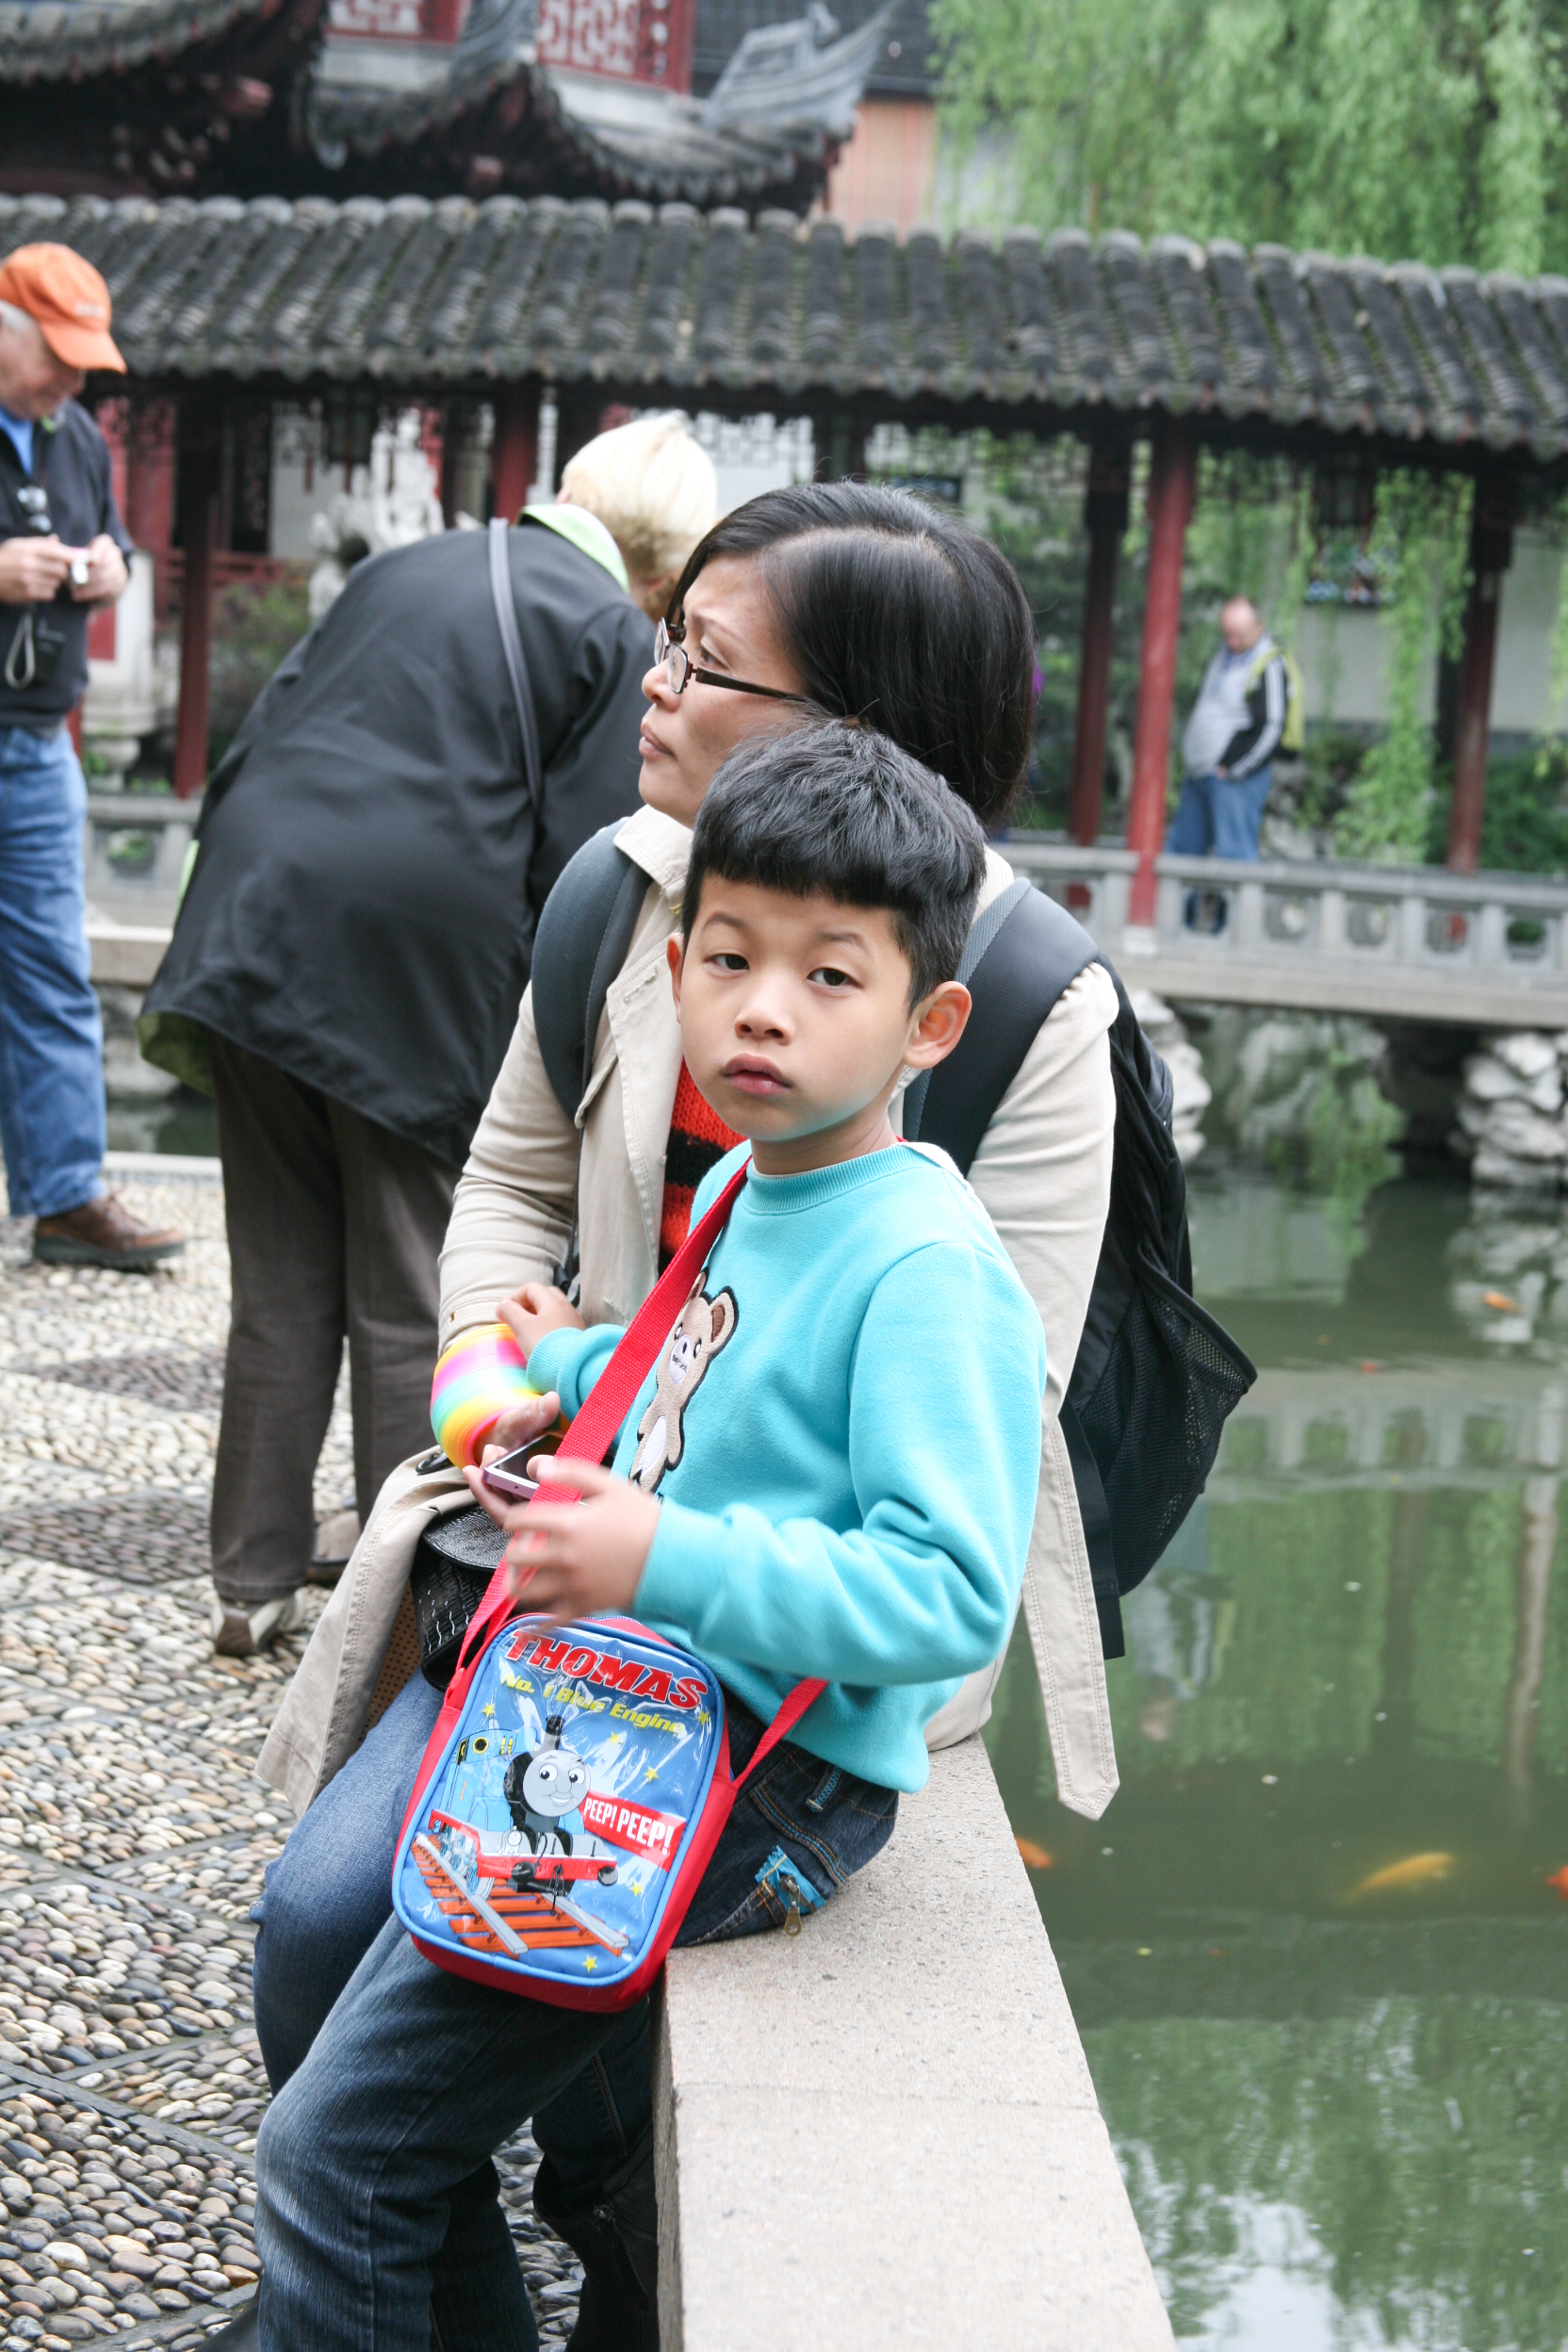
[638,554,807,826]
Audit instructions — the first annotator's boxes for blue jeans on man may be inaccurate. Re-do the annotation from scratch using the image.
[0,723,104,1216]
[1166,763,1273,862]
[248,1667,897,2348]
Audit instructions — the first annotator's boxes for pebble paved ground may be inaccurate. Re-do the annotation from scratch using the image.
[0,1170,582,2350]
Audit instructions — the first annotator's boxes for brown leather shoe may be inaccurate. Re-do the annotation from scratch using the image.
[32,1192,185,1269]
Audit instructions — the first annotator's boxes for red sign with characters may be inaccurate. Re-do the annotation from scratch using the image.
[580,1790,686,1870]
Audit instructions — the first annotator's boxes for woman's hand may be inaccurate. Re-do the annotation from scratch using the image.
[498,1282,584,1360]
[492,1453,660,1624]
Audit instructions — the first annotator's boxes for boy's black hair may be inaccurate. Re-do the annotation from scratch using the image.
[667,482,1036,834]
[682,725,988,1005]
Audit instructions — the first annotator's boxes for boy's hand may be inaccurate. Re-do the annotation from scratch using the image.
[498,1282,584,1360]
[466,1454,661,1624]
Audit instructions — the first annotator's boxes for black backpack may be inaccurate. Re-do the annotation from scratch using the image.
[531,829,1257,1658]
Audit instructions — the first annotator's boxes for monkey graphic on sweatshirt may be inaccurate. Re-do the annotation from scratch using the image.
[629,1282,737,1492]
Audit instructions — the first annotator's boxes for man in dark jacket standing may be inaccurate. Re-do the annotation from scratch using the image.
[0,245,183,1269]
[143,484,673,1655]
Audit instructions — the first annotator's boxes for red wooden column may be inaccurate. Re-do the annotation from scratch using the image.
[1070,444,1130,846]
[490,386,539,521]
[1446,473,1514,873]
[1125,416,1198,932]
[172,397,220,802]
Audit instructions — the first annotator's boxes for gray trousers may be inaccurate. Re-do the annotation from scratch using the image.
[209,1035,460,1605]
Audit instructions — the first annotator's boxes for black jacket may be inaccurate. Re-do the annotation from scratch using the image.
[0,399,134,723]
[1219,648,1288,779]
[144,519,651,1168]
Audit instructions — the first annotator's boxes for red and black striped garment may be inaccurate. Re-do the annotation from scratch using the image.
[659,1062,743,1270]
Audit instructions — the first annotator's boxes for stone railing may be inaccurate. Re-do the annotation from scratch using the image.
[1215,1364,1566,1496]
[1004,839,1568,1025]
[655,1736,1172,2350]
[84,792,201,902]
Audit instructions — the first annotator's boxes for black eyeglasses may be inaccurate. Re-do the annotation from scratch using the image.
[653,618,808,705]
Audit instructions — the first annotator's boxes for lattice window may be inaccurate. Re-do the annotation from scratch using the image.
[535,0,691,83]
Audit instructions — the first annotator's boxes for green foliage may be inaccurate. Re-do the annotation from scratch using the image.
[206,571,311,760]
[1427,740,1568,874]
[1334,473,1469,862]
[933,0,1568,274]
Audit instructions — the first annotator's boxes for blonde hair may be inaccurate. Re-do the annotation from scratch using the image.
[559,414,718,589]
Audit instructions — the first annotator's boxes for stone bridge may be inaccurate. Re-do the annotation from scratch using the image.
[1007,841,1568,1031]
[77,798,1568,1035]
[1215,1364,1566,1494]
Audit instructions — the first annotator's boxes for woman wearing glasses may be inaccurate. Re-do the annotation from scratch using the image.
[244,483,1120,2352]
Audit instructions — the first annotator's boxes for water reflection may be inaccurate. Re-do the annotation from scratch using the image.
[985,1161,1568,2349]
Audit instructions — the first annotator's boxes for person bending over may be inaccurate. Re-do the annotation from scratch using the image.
[215,724,1046,2351]
[140,419,716,1658]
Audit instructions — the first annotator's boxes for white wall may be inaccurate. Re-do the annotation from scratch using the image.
[270,406,330,563]
[1295,527,1566,738]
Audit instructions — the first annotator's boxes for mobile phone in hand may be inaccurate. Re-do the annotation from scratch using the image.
[480,1446,541,1503]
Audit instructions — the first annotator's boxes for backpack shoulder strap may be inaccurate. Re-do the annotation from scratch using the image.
[907,879,1101,1174]
[531,825,648,1120]
[488,516,544,816]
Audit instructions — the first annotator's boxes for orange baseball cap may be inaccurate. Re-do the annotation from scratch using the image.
[0,244,124,372]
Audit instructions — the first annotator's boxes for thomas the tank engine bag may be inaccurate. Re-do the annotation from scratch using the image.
[394,1165,823,2012]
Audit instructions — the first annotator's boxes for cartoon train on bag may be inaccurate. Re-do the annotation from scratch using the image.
[403,1626,717,1972]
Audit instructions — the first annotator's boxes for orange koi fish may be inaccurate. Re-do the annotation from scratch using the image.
[1015,1837,1053,1871]
[1350,1851,1452,1898]
[1546,1865,1568,1900]
[1482,1291,1524,1313]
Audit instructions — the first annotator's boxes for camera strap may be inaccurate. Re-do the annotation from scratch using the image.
[3,610,34,691]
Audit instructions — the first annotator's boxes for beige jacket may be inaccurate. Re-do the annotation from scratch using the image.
[260,806,1120,1821]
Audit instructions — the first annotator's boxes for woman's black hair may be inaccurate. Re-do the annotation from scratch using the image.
[668,482,1036,833]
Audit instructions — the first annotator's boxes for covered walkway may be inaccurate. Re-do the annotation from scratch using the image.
[5,185,1568,881]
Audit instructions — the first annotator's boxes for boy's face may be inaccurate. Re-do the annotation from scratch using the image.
[670,878,971,1177]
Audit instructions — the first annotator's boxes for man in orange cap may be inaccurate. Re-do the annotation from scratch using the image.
[0,243,183,1268]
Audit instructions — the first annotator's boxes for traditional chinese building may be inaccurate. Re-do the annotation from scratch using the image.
[694,0,937,230]
[5,187,1564,880]
[0,0,885,206]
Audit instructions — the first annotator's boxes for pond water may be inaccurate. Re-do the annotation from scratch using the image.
[984,1159,1568,2351]
[106,1087,219,1157]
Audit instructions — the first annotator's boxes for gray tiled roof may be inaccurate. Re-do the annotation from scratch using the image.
[304,0,848,206]
[8,189,1568,463]
[0,0,277,79]
[693,0,933,100]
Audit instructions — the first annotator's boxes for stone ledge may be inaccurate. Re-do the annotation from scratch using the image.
[88,922,171,988]
[654,1734,1172,2352]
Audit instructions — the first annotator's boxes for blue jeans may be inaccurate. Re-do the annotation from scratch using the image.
[1166,764,1273,861]
[252,1669,896,2348]
[0,724,104,1217]
[253,1674,653,2199]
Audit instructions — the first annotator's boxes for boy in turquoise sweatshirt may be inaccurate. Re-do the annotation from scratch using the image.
[511,735,1045,1797]
[244,727,1046,2352]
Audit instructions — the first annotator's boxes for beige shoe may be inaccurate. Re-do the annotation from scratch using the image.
[309,1504,360,1585]
[210,1590,304,1658]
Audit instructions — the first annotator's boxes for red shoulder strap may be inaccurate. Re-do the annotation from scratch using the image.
[537,1159,750,1499]
[451,1162,751,1675]
[732,1674,827,1789]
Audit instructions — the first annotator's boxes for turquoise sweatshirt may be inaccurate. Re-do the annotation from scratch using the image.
[527,1140,1045,1792]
